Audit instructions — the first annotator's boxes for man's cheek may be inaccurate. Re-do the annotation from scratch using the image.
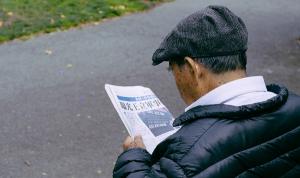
[176,80,189,102]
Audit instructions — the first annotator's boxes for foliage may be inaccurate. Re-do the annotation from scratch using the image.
[0,0,168,43]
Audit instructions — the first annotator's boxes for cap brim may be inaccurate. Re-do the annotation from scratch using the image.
[152,60,164,66]
[152,48,169,66]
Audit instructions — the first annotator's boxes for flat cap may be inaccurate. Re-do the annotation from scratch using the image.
[152,5,248,65]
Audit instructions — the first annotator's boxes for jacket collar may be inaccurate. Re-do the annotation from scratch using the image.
[173,84,288,127]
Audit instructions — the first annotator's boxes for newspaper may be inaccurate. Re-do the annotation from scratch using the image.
[105,84,179,153]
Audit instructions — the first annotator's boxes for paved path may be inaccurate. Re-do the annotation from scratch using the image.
[0,0,299,177]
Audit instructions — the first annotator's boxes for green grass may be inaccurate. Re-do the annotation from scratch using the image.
[0,0,169,43]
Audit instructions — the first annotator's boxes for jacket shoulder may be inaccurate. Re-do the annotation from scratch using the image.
[152,119,218,176]
[151,89,300,177]
[154,98,300,177]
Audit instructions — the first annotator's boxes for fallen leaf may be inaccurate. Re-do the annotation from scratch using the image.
[45,49,52,55]
[24,160,31,167]
[117,5,126,10]
[110,5,126,10]
[96,169,102,175]
[66,64,73,68]
[7,11,13,16]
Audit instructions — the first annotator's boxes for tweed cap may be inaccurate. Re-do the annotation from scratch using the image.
[152,5,248,65]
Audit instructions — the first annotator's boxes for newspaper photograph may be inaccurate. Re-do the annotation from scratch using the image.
[105,84,178,153]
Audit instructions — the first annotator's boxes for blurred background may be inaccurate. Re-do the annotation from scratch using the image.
[0,0,299,177]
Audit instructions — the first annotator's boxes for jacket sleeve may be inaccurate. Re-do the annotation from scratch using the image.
[113,148,186,178]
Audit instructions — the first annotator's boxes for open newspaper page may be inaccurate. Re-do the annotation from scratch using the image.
[105,84,179,153]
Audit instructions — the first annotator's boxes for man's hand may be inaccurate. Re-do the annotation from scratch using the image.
[123,135,146,151]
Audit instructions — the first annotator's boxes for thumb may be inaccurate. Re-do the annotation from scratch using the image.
[134,135,145,148]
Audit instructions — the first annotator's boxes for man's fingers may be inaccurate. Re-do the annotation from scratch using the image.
[134,135,146,148]
[122,135,146,151]
[123,136,134,150]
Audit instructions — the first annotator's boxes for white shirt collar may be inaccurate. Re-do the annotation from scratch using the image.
[185,76,268,112]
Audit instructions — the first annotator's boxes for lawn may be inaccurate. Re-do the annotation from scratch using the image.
[0,0,169,43]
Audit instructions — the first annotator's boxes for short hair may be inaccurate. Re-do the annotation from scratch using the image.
[170,52,247,74]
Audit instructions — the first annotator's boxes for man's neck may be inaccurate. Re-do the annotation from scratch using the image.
[203,70,247,97]
[213,70,247,88]
[188,70,247,105]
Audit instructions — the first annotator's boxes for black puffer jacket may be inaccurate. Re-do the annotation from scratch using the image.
[113,85,300,178]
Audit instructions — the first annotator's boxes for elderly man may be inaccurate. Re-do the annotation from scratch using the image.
[113,5,300,178]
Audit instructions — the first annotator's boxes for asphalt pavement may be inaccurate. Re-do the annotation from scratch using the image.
[0,0,299,177]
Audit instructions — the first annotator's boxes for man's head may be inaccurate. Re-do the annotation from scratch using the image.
[152,6,248,104]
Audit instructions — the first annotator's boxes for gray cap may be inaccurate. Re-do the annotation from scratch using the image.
[152,5,248,65]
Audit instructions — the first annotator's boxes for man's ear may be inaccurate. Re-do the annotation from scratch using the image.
[184,57,202,79]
